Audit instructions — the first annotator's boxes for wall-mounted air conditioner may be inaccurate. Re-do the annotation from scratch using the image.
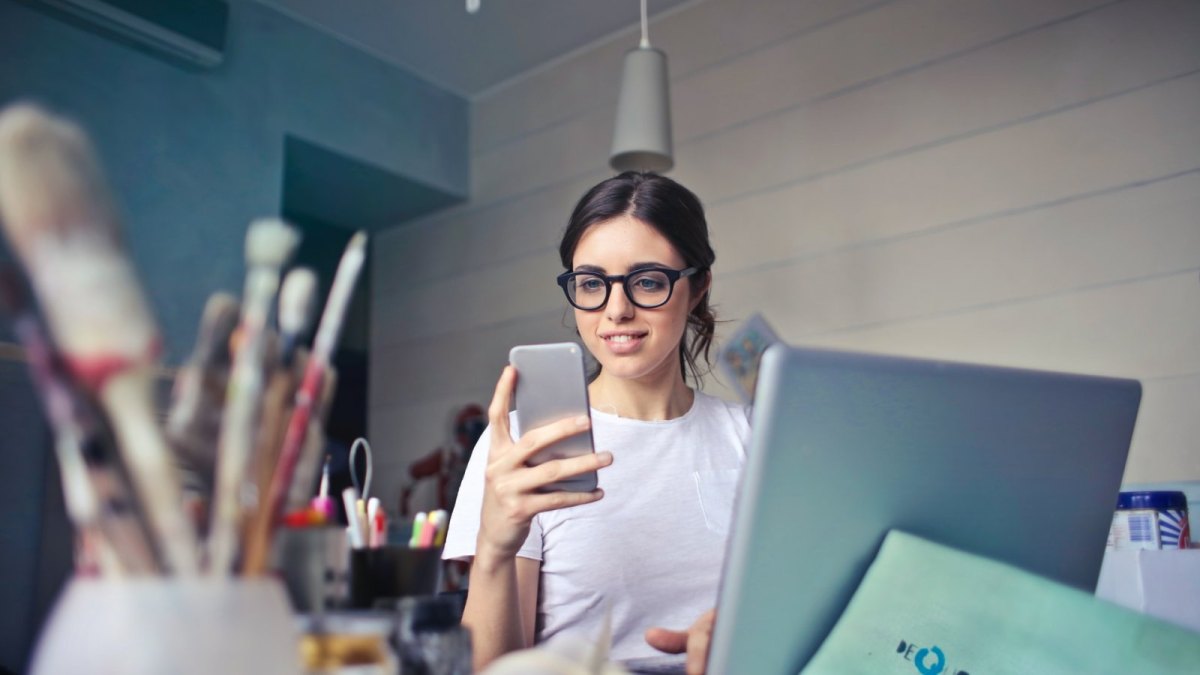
[30,0,229,69]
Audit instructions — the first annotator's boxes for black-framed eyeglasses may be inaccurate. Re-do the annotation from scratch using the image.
[556,266,703,311]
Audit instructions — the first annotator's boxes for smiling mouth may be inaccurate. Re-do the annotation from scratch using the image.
[603,333,647,343]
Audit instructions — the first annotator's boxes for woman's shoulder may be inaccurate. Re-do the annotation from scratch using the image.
[692,390,752,430]
[694,389,749,414]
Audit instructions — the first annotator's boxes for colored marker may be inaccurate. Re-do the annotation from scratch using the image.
[368,498,386,548]
[432,510,449,548]
[409,511,427,548]
[310,455,334,522]
[342,487,364,549]
[418,512,438,548]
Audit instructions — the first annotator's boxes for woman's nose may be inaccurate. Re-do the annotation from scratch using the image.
[605,281,635,321]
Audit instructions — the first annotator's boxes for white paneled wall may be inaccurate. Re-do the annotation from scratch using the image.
[371,0,1200,510]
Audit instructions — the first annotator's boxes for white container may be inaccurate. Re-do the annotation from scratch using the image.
[30,577,301,674]
[1096,548,1200,634]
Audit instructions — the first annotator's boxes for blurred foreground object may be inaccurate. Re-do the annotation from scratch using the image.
[0,102,197,574]
[30,578,299,674]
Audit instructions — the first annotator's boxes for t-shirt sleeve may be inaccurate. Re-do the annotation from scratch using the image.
[441,416,545,562]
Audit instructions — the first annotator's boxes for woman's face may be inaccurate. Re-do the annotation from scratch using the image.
[570,214,702,385]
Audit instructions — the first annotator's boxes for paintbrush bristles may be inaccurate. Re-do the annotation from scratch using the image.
[311,231,367,357]
[246,218,300,270]
[0,103,156,361]
[0,104,120,255]
[278,267,317,337]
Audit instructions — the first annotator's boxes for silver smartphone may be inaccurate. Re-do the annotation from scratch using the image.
[508,342,597,492]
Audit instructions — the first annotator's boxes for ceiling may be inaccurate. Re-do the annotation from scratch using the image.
[257,0,695,98]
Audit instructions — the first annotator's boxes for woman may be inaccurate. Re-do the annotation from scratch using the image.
[443,172,749,675]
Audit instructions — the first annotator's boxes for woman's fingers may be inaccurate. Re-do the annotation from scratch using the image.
[487,366,516,450]
[481,366,607,526]
[644,627,688,654]
[685,610,716,675]
[523,487,605,516]
[508,414,591,467]
[487,481,604,525]
[509,451,613,493]
[645,609,716,675]
[487,368,590,465]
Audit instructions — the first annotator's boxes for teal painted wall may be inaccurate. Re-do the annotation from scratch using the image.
[0,1,467,669]
[0,0,467,360]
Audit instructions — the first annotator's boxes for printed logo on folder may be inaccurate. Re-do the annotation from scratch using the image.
[895,640,970,675]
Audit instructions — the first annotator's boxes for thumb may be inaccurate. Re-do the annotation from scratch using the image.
[645,627,689,654]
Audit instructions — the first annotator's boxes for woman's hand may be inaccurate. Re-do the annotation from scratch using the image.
[476,366,613,561]
[645,608,717,675]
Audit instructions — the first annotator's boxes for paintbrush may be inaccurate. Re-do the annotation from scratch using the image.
[285,364,338,512]
[0,103,198,574]
[166,292,239,539]
[83,439,162,575]
[278,267,317,366]
[236,356,302,575]
[263,232,366,540]
[239,267,319,574]
[206,218,299,575]
[166,293,239,500]
[0,269,120,575]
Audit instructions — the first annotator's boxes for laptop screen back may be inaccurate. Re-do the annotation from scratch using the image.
[708,346,1141,674]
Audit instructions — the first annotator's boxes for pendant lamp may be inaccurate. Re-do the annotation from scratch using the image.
[610,0,673,173]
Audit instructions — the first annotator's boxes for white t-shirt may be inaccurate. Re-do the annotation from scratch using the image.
[443,391,751,665]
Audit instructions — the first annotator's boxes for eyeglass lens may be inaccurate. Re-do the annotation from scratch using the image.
[567,270,674,309]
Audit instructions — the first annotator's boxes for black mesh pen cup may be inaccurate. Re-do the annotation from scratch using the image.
[272,526,349,612]
[348,546,442,609]
[394,595,472,675]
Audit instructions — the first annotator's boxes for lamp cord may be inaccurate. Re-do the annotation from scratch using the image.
[640,0,650,48]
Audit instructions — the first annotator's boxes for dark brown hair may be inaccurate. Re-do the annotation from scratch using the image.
[559,171,717,384]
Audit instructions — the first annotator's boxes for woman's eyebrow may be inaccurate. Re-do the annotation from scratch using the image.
[627,261,669,272]
[573,261,670,274]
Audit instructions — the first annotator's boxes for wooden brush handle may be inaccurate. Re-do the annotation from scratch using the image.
[240,367,299,576]
[100,371,198,575]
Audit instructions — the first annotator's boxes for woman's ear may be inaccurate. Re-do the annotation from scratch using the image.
[688,270,712,311]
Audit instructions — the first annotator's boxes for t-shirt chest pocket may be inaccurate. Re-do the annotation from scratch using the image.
[692,468,741,537]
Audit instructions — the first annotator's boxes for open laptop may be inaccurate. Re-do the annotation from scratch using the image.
[708,345,1142,674]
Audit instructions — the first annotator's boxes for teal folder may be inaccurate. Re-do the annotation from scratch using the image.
[802,531,1200,675]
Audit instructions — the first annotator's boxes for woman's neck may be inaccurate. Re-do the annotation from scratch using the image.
[588,365,695,421]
